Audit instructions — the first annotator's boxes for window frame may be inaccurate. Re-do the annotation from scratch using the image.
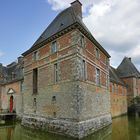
[82,60,86,80]
[51,41,57,54]
[33,51,38,61]
[33,68,38,94]
[54,63,58,83]
[95,48,100,59]
[96,68,100,86]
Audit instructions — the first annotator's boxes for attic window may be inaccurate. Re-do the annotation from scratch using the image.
[51,41,57,54]
[12,72,16,80]
[33,51,38,61]
[96,48,100,59]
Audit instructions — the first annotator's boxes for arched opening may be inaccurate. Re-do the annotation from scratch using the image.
[9,95,13,113]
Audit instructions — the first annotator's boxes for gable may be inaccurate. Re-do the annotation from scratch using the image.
[7,88,16,94]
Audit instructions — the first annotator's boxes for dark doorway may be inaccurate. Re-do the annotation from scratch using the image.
[9,95,13,113]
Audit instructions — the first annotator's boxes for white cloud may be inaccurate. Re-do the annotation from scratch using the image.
[47,0,140,70]
[0,51,4,57]
[83,0,140,69]
[47,0,93,11]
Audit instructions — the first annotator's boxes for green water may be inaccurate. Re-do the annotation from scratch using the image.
[0,115,140,140]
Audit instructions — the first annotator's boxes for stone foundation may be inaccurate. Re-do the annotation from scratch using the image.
[21,113,112,139]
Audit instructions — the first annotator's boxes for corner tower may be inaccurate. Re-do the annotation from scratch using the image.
[22,0,111,138]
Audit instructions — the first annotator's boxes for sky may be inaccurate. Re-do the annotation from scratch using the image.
[0,0,140,70]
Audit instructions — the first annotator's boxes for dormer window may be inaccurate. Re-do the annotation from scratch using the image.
[80,35,85,48]
[12,72,16,80]
[51,41,57,54]
[33,51,38,61]
[106,57,109,65]
[96,48,100,59]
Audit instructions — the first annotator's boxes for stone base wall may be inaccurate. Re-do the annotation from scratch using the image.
[21,113,111,139]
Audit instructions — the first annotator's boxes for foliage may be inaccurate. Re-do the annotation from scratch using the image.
[131,96,140,104]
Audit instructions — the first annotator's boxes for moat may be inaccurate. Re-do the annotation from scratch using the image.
[0,115,140,140]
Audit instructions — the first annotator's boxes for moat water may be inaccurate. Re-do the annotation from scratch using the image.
[0,115,140,140]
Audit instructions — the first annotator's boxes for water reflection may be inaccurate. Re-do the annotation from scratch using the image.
[0,115,140,140]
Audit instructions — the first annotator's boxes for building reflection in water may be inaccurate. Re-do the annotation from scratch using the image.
[7,128,13,140]
[0,116,140,140]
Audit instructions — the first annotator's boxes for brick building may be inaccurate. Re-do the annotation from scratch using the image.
[0,57,23,117]
[109,66,127,117]
[117,57,140,106]
[21,0,111,138]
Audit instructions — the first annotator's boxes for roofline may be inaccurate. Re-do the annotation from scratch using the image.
[22,23,77,56]
[22,22,110,58]
[0,78,24,85]
[119,75,140,79]
[110,79,126,87]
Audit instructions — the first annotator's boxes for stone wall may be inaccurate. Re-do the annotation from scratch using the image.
[22,114,111,139]
[0,81,23,117]
[22,29,111,138]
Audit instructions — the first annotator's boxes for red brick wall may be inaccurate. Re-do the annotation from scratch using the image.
[110,82,127,117]
[122,78,133,95]
[23,29,110,118]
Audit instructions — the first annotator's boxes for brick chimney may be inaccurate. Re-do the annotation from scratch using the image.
[71,0,82,19]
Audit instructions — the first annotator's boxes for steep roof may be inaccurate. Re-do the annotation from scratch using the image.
[0,58,24,84]
[117,57,140,78]
[109,66,125,85]
[22,4,110,58]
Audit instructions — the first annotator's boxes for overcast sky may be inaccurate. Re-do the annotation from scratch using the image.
[0,0,140,70]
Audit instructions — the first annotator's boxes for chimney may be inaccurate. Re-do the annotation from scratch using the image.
[71,0,82,19]
[129,57,131,61]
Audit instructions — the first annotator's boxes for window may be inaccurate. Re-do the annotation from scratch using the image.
[33,68,38,94]
[106,57,109,65]
[52,96,56,104]
[96,68,100,85]
[33,98,37,113]
[53,112,56,117]
[96,48,100,59]
[33,51,38,61]
[112,83,115,93]
[11,72,16,80]
[106,75,109,88]
[80,35,85,48]
[51,41,57,53]
[54,63,58,83]
[20,81,23,92]
[82,60,86,80]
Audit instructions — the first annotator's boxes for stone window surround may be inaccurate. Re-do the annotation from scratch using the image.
[51,40,57,54]
[96,68,100,86]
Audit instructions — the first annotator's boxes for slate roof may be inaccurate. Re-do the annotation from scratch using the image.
[22,4,110,58]
[117,57,140,78]
[0,57,24,84]
[109,66,125,85]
